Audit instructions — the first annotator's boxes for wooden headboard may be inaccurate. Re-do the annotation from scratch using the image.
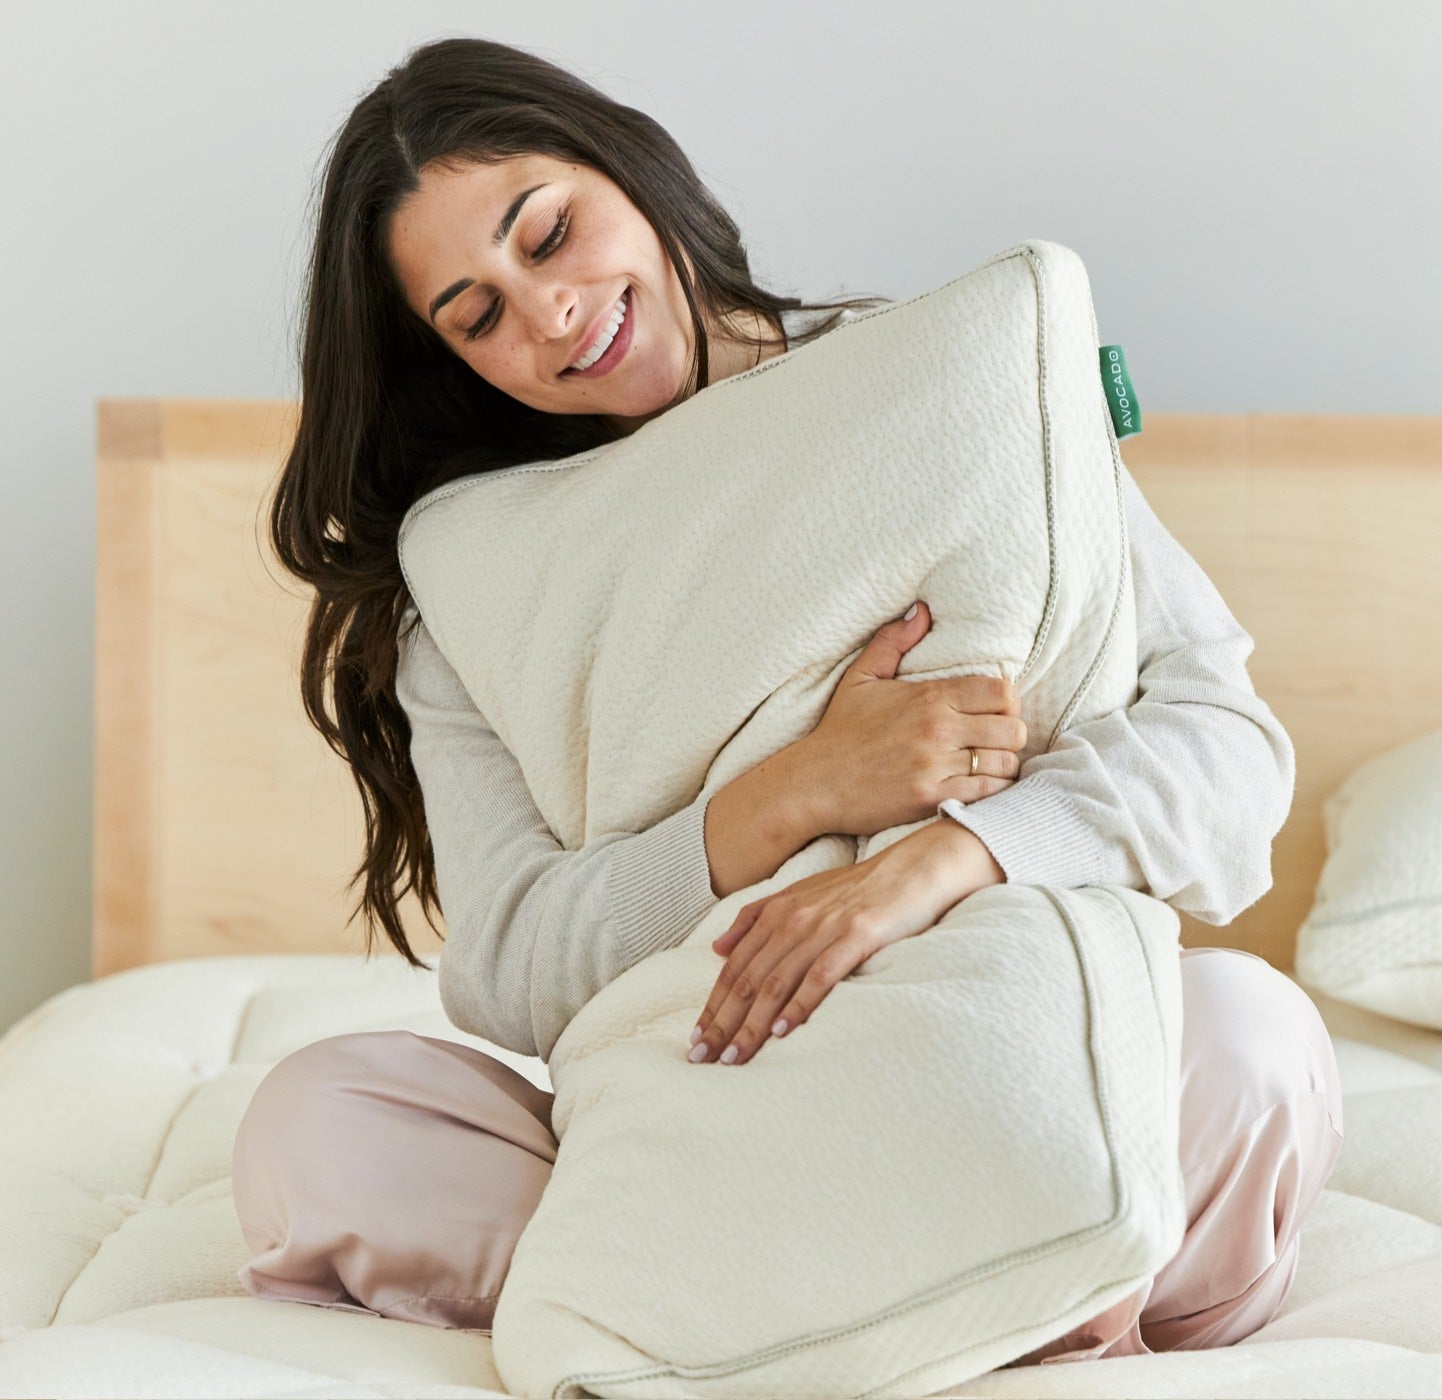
[93,402,1442,978]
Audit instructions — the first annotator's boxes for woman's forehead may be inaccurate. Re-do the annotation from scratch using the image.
[393,154,588,256]
[420,151,577,193]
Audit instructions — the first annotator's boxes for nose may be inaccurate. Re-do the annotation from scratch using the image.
[513,278,580,346]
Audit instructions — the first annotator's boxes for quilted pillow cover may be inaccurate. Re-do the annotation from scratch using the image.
[1295,727,1442,1031]
[398,240,1187,1398]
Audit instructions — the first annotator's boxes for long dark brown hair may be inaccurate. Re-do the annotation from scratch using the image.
[268,36,891,968]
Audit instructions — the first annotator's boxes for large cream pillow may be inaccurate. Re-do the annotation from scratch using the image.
[399,239,1185,1397]
[1295,728,1442,1030]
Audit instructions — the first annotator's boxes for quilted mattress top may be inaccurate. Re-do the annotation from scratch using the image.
[1,953,1439,1399]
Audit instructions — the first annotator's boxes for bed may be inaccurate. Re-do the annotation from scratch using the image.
[0,403,1438,1398]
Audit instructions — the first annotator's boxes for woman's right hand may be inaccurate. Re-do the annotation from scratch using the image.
[795,601,1027,839]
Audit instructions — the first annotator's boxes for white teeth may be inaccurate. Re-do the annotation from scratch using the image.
[570,290,628,370]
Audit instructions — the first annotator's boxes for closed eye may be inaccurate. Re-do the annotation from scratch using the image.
[463,208,571,342]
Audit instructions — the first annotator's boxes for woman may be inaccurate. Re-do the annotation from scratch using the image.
[233,36,1343,1365]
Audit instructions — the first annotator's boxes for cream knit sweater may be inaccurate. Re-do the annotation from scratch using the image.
[395,305,1296,1062]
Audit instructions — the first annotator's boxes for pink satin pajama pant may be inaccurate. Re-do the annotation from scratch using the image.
[229,946,1344,1365]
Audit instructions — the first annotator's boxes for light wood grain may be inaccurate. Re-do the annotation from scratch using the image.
[94,399,438,975]
[92,403,1442,976]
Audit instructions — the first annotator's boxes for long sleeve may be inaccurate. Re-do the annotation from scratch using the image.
[396,606,719,1062]
[939,459,1296,925]
[401,307,863,1063]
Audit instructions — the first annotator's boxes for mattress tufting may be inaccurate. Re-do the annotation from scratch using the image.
[1,953,1440,1400]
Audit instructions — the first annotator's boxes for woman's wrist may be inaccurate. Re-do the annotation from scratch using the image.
[892,817,1007,905]
[703,739,832,899]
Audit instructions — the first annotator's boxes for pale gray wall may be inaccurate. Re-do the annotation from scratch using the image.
[2,0,1438,1034]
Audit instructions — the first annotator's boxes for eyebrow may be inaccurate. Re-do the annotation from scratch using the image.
[427,182,552,325]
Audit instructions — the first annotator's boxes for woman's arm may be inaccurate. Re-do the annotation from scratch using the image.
[938,460,1296,925]
[397,607,819,1062]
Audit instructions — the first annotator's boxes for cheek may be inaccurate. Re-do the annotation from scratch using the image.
[462,340,544,393]
[448,337,497,385]
[573,202,650,283]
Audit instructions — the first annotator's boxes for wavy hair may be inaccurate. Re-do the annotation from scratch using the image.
[268,35,891,966]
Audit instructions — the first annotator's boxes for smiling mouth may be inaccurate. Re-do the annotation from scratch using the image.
[561,286,634,379]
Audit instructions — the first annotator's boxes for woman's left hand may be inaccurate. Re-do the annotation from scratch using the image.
[687,823,1005,1067]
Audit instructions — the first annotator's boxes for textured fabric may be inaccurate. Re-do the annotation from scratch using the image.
[225,950,1342,1373]
[395,240,1192,1393]
[486,883,1185,1396]
[1003,947,1344,1367]
[940,461,1294,922]
[396,317,1294,1067]
[1,950,1428,1398]
[397,241,1142,851]
[1294,727,1442,1031]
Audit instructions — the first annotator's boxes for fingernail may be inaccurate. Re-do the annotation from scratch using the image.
[688,1043,709,1063]
[772,1019,788,1036]
[689,1024,703,1046]
[904,603,918,621]
[720,1045,739,1064]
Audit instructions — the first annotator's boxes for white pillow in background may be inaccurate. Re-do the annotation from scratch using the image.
[1295,728,1442,1031]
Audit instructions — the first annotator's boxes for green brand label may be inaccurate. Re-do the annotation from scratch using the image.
[1100,345,1142,439]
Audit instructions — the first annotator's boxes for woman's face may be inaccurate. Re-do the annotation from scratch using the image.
[386,153,773,436]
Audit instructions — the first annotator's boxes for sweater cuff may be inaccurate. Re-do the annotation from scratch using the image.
[608,791,721,967]
[938,775,1110,888]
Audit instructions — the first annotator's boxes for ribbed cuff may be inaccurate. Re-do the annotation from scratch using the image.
[938,775,1109,888]
[608,791,721,967]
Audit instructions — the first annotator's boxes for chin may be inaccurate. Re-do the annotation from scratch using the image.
[591,373,683,423]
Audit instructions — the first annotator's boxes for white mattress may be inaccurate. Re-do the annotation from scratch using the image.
[1,952,1439,1400]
